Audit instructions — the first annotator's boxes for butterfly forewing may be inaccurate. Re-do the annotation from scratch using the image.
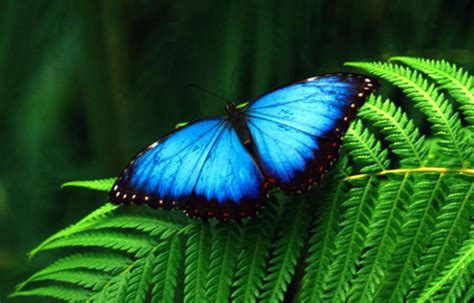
[245,73,379,192]
[110,118,265,220]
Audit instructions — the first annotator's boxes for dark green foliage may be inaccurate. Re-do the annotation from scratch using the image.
[10,58,474,302]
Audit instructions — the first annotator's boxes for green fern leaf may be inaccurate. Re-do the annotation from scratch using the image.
[231,197,279,303]
[29,203,118,257]
[436,263,473,303]
[96,264,133,302]
[390,57,474,127]
[347,94,426,301]
[90,210,185,237]
[10,285,93,302]
[29,269,111,291]
[419,226,474,301]
[62,178,116,191]
[15,252,131,292]
[124,250,156,303]
[409,180,473,299]
[358,95,428,167]
[184,222,211,303]
[205,221,242,302]
[377,173,448,302]
[36,231,156,256]
[151,236,182,303]
[343,120,391,172]
[346,61,471,167]
[348,174,413,302]
[258,198,312,302]
[297,160,349,303]
[322,120,390,302]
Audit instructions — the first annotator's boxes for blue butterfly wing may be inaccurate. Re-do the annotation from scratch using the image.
[110,118,265,220]
[246,73,379,192]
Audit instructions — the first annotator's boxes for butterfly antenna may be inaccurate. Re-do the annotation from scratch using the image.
[187,84,230,103]
[228,65,239,100]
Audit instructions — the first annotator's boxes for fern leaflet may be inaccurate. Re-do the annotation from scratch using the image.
[231,197,279,303]
[390,56,474,127]
[151,236,182,303]
[419,225,474,301]
[61,178,116,191]
[322,120,389,302]
[297,160,349,303]
[184,222,211,303]
[258,198,312,302]
[205,221,242,302]
[346,61,471,167]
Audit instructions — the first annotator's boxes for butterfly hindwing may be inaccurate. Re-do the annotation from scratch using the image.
[245,73,379,192]
[110,118,266,220]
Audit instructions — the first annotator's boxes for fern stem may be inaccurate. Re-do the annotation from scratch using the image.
[344,167,474,181]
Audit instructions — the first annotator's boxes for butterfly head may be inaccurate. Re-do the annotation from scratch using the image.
[225,101,237,112]
[225,101,241,121]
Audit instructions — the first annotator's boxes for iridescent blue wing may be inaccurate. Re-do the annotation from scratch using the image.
[245,73,379,192]
[109,118,265,220]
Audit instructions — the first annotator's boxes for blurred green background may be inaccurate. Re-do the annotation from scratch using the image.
[0,0,473,299]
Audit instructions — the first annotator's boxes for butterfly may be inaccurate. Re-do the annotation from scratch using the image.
[109,73,379,221]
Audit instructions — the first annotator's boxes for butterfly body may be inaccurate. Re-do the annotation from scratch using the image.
[110,74,379,220]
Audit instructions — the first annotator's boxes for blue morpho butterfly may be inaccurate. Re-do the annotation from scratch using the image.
[109,73,379,221]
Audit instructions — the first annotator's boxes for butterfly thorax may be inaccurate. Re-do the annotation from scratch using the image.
[225,102,253,148]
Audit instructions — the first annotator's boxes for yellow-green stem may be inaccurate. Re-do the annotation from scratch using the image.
[344,167,474,181]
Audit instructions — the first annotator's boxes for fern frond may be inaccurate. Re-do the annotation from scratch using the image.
[90,211,185,238]
[36,231,156,256]
[231,198,279,303]
[346,61,471,167]
[348,174,413,302]
[205,221,241,302]
[322,177,378,302]
[184,222,211,303]
[10,285,93,302]
[92,263,134,302]
[258,198,312,302]
[29,203,118,257]
[358,95,428,167]
[347,94,428,301]
[419,226,474,301]
[124,250,156,303]
[343,120,390,173]
[322,120,389,302]
[61,178,116,191]
[152,236,182,303]
[409,180,473,299]
[88,249,162,302]
[15,252,131,292]
[297,160,349,303]
[435,263,473,303]
[377,173,448,302]
[390,57,474,126]
[28,269,111,291]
